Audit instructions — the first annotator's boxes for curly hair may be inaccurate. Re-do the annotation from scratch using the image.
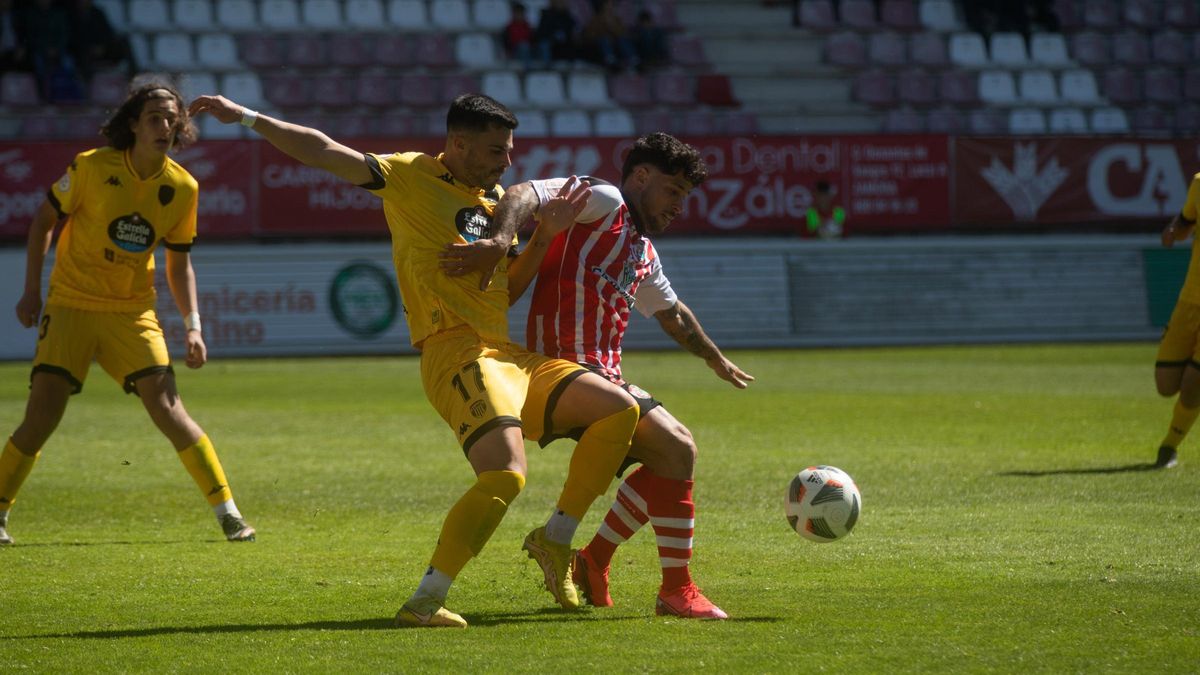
[446,93,518,134]
[620,132,708,186]
[100,82,197,151]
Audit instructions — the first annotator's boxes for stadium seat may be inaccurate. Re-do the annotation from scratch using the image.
[593,109,635,137]
[883,108,925,132]
[414,33,456,68]
[938,69,977,105]
[722,111,759,135]
[799,0,837,30]
[977,70,1017,105]
[221,72,266,108]
[550,110,592,137]
[60,113,106,140]
[1122,0,1159,28]
[524,71,566,108]
[431,0,472,30]
[1131,106,1171,133]
[1018,70,1057,104]
[378,112,425,138]
[513,109,548,136]
[1047,107,1088,134]
[826,31,867,67]
[1164,0,1200,28]
[653,70,695,106]
[1052,0,1081,29]
[388,0,430,29]
[329,33,373,68]
[90,71,129,106]
[1008,108,1047,134]
[1101,68,1141,105]
[355,72,397,106]
[261,0,302,30]
[177,72,218,103]
[840,0,877,29]
[853,69,895,106]
[868,32,907,65]
[196,34,240,70]
[566,71,609,107]
[96,0,127,30]
[1029,33,1070,67]
[1144,68,1182,104]
[668,34,709,68]
[897,68,936,105]
[696,74,738,107]
[925,107,966,133]
[374,34,415,65]
[634,109,675,135]
[1111,30,1149,66]
[1083,0,1119,28]
[880,0,918,29]
[909,32,947,67]
[472,0,512,31]
[482,71,523,107]
[302,0,343,29]
[263,74,311,107]
[345,0,386,29]
[325,114,374,138]
[1,72,40,106]
[310,75,355,108]
[1090,107,1130,133]
[678,111,714,136]
[918,0,959,31]
[948,32,987,68]
[1175,104,1200,132]
[217,0,258,30]
[397,73,439,107]
[440,74,480,104]
[152,34,193,70]
[989,32,1027,66]
[287,34,326,68]
[200,114,243,139]
[1059,69,1100,104]
[240,34,284,69]
[129,0,171,31]
[455,33,497,70]
[1185,69,1200,101]
[174,0,214,30]
[1069,31,1109,66]
[1152,30,1191,66]
[609,72,653,107]
[128,35,151,71]
[21,116,60,139]
[967,108,1006,134]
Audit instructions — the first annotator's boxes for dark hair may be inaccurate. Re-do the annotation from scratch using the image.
[620,132,707,186]
[101,82,197,151]
[446,93,518,134]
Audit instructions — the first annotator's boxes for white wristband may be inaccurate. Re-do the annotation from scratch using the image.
[184,311,202,333]
[240,108,258,128]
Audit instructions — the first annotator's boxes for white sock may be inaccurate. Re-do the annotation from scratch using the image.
[213,499,241,519]
[544,509,579,545]
[409,566,453,605]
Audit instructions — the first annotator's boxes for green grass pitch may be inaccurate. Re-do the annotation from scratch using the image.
[0,344,1196,672]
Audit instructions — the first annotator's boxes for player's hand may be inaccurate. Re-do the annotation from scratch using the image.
[539,176,591,238]
[14,290,42,328]
[185,331,207,369]
[710,357,754,389]
[440,238,510,290]
[186,95,244,125]
[1162,225,1178,248]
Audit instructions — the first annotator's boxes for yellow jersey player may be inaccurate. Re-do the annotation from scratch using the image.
[1,82,255,546]
[1155,172,1200,469]
[188,92,639,628]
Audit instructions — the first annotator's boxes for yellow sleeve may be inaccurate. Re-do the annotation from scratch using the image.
[47,151,90,217]
[362,152,410,200]
[1182,173,1200,225]
[164,186,199,249]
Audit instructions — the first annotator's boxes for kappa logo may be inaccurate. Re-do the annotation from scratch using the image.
[105,175,122,187]
[458,422,471,436]
[980,142,1068,221]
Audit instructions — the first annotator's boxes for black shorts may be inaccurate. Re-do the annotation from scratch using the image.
[558,365,663,477]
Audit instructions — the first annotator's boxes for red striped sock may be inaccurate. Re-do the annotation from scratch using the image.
[585,466,651,569]
[640,472,695,592]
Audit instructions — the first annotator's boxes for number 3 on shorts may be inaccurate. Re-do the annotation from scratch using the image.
[38,314,50,341]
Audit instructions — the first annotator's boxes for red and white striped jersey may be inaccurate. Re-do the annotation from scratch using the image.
[525,178,677,382]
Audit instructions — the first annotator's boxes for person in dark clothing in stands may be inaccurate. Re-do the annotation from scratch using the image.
[535,0,578,66]
[67,0,137,80]
[0,0,30,73]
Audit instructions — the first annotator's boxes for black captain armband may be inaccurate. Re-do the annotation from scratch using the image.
[1181,212,1197,226]
[163,241,193,252]
[359,154,385,191]
[45,190,66,218]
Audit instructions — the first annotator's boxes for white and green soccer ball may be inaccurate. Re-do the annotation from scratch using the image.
[785,465,861,543]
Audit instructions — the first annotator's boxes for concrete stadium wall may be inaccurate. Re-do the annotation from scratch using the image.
[0,235,1170,362]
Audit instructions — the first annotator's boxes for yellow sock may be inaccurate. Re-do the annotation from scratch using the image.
[1161,399,1200,449]
[557,405,638,519]
[176,435,232,506]
[0,438,40,511]
[429,470,526,579]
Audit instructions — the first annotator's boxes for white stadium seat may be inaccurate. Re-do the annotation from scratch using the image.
[96,0,128,30]
[948,32,988,68]
[481,71,523,106]
[1090,107,1129,133]
[593,109,635,137]
[302,0,343,29]
[1029,33,1070,67]
[1018,70,1058,103]
[388,0,430,29]
[177,71,218,103]
[174,0,214,31]
[524,71,566,108]
[345,0,386,30]
[978,70,1017,104]
[550,110,592,137]
[1059,69,1100,104]
[514,109,549,136]
[129,0,172,30]
[918,0,960,31]
[431,0,471,30]
[216,0,258,30]
[260,0,301,30]
[1048,107,1089,133]
[455,33,497,69]
[221,71,266,108]
[1008,108,1047,134]
[152,33,193,70]
[472,0,512,31]
[200,114,244,139]
[567,72,610,106]
[196,33,240,70]
[989,32,1028,66]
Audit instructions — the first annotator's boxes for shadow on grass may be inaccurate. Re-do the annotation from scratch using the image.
[997,462,1160,477]
[2,617,396,640]
[467,608,782,627]
[10,540,200,548]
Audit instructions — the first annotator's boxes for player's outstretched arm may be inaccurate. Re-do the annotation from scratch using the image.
[654,300,754,389]
[14,200,60,328]
[188,95,372,186]
[165,249,207,369]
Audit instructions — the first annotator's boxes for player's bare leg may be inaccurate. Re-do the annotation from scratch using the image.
[136,371,255,541]
[0,373,72,544]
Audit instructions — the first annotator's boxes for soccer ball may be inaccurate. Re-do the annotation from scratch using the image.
[785,465,861,543]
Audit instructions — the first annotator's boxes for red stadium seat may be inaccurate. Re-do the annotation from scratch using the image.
[938,69,977,105]
[397,73,439,108]
[909,32,947,67]
[1164,0,1200,28]
[1082,0,1118,29]
[897,68,936,105]
[239,35,284,69]
[325,114,375,138]
[374,34,415,66]
[826,31,867,67]
[262,74,311,107]
[1,72,41,106]
[722,111,759,135]
[1151,30,1191,66]
[414,33,456,68]
[356,72,398,106]
[287,34,326,68]
[668,34,709,68]
[696,74,738,107]
[311,75,356,108]
[967,109,1006,134]
[868,32,907,65]
[378,112,428,138]
[609,72,653,108]
[880,0,918,30]
[1185,69,1200,101]
[440,74,481,106]
[635,109,675,135]
[1053,0,1082,29]
[883,108,925,132]
[89,72,129,106]
[840,0,877,29]
[329,33,373,68]
[800,0,837,30]
[853,69,895,106]
[1131,106,1171,133]
[1069,31,1109,66]
[1144,68,1182,104]
[652,70,695,106]
[1122,0,1159,29]
[925,107,966,133]
[679,111,715,137]
[1101,68,1142,105]
[1111,30,1149,66]
[1175,104,1200,132]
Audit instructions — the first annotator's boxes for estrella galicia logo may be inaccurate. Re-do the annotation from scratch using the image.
[329,261,399,339]
[455,206,492,242]
[107,213,155,252]
[158,185,175,206]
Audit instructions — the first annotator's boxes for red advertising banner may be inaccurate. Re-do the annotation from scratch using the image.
[954,137,1200,225]
[0,142,82,239]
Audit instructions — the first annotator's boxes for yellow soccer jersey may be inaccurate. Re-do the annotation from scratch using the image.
[363,151,511,348]
[1177,173,1200,305]
[45,147,199,312]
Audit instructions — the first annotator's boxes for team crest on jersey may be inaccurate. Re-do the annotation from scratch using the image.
[158,185,175,205]
[455,206,492,242]
[56,173,70,192]
[107,213,155,252]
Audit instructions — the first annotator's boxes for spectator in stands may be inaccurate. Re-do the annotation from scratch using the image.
[961,0,1058,40]
[501,2,536,70]
[580,0,637,72]
[19,0,83,102]
[0,0,29,73]
[67,0,137,81]
[806,180,845,239]
[535,0,578,67]
[631,9,668,72]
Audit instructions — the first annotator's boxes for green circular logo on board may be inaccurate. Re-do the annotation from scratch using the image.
[329,261,398,338]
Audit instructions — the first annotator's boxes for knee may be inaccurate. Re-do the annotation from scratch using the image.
[668,424,698,473]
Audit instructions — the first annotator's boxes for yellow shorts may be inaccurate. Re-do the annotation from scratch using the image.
[1157,301,1200,367]
[420,327,586,453]
[32,304,171,395]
